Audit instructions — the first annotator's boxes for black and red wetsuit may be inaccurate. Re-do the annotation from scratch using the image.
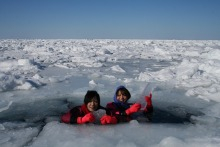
[106,85,154,123]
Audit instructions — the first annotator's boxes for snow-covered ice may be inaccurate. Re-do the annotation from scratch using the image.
[0,39,220,147]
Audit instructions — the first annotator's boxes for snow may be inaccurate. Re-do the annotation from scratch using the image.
[0,39,220,147]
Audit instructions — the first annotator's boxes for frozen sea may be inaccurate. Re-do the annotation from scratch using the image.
[0,39,220,147]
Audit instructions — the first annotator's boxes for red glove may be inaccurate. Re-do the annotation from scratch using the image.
[125,103,141,115]
[145,93,152,107]
[144,93,153,113]
[77,113,95,124]
[100,115,117,125]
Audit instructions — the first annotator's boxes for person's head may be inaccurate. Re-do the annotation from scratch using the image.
[115,86,131,103]
[84,90,100,112]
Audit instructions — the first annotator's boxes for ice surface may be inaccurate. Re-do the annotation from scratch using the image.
[0,39,220,147]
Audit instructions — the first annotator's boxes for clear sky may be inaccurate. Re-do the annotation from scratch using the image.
[0,0,220,40]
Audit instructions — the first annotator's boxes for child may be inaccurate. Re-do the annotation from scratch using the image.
[100,85,153,124]
[61,90,116,124]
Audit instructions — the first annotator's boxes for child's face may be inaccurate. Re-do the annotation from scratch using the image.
[87,97,99,112]
[116,90,128,103]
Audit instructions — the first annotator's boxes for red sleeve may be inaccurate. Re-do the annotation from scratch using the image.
[61,106,85,124]
[61,111,72,123]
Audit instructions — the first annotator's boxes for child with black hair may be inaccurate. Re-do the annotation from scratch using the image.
[61,90,116,124]
[100,85,153,124]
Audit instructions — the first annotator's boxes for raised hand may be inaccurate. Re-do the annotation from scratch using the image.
[145,93,152,106]
[144,93,153,113]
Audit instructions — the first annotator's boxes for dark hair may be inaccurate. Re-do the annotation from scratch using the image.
[116,87,131,99]
[84,90,100,105]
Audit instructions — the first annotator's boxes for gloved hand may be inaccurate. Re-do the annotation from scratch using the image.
[145,93,152,107]
[77,113,95,124]
[125,103,141,115]
[144,93,153,113]
[100,115,117,125]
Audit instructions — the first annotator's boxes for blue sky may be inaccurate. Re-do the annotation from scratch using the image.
[0,0,220,40]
